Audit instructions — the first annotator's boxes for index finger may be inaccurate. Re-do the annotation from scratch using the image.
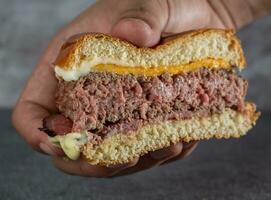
[12,100,64,156]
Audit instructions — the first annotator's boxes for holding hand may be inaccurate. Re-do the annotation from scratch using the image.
[12,0,271,177]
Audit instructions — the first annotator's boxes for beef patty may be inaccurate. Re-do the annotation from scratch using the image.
[55,68,247,135]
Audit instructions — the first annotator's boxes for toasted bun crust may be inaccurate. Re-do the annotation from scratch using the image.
[82,102,259,166]
[54,29,246,81]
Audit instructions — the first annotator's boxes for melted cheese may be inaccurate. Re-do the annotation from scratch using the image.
[49,132,88,160]
[92,59,230,76]
[55,58,230,81]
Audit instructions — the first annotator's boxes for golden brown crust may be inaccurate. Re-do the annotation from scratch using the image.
[82,102,259,166]
[55,29,246,71]
[245,101,261,124]
[159,29,246,67]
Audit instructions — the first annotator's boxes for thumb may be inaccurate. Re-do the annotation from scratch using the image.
[110,0,169,47]
[111,18,160,47]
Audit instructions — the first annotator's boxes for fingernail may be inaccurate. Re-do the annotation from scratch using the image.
[183,141,198,149]
[150,143,183,160]
[39,143,57,156]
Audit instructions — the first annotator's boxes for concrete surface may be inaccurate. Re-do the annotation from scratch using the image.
[0,0,271,110]
[1,110,271,200]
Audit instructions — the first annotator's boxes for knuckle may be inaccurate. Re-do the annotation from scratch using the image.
[127,158,139,167]
[26,137,40,151]
[169,143,183,155]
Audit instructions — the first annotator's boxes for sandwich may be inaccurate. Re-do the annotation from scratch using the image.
[41,29,260,166]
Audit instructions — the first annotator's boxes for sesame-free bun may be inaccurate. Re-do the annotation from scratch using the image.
[49,29,259,166]
[54,29,246,81]
[82,102,259,166]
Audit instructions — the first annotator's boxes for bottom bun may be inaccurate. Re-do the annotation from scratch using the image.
[82,102,259,166]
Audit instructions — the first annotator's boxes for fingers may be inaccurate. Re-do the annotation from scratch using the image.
[111,18,160,47]
[149,142,183,164]
[162,141,199,165]
[116,142,183,176]
[111,0,169,47]
[163,0,212,33]
[39,142,64,156]
[53,157,139,177]
[12,100,64,156]
[53,141,196,177]
[180,141,199,159]
[53,142,194,177]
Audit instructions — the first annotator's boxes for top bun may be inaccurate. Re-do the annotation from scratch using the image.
[54,29,246,81]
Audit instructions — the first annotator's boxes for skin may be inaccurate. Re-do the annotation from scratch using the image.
[12,0,271,177]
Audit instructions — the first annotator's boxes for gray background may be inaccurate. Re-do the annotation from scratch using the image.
[0,0,271,200]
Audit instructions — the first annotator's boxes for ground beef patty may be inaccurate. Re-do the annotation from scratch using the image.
[56,68,247,134]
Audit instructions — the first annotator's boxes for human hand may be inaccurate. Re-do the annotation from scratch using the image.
[12,0,268,177]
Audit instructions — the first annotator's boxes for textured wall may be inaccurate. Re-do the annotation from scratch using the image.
[0,0,271,110]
